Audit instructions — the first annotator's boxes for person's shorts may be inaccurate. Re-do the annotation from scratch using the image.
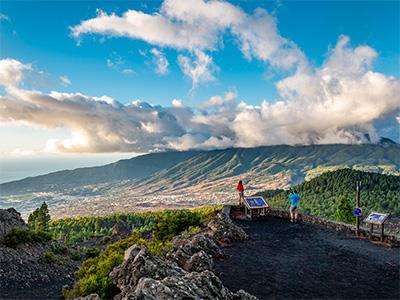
[239,192,244,197]
[290,205,298,213]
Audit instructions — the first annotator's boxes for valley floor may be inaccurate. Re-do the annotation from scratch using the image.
[214,216,400,300]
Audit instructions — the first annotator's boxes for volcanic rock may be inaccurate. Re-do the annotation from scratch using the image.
[207,209,248,244]
[110,244,257,300]
[110,245,185,298]
[166,233,223,272]
[0,208,29,240]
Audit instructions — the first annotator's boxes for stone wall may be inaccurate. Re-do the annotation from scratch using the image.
[258,208,400,247]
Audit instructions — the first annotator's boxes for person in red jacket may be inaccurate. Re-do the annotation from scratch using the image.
[237,180,245,206]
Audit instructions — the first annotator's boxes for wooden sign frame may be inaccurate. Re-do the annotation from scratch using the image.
[363,212,389,242]
[244,196,269,219]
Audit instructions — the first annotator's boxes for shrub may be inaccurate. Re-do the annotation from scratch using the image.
[335,196,355,224]
[62,207,223,299]
[100,236,112,244]
[84,247,101,258]
[146,240,173,256]
[153,210,202,242]
[50,241,68,254]
[3,227,30,247]
[31,230,52,243]
[70,251,82,261]
[3,227,52,248]
[45,251,57,264]
[181,226,202,237]
[192,205,224,224]
[66,233,147,299]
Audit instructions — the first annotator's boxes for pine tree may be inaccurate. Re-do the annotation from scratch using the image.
[28,202,51,232]
[334,196,354,224]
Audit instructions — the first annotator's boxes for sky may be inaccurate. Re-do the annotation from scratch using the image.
[0,0,399,182]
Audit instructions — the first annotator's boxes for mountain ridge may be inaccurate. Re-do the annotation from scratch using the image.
[1,143,399,198]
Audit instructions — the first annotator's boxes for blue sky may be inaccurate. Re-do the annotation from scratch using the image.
[0,0,399,182]
[1,0,398,104]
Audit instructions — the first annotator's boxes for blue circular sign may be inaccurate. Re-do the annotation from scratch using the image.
[354,207,362,217]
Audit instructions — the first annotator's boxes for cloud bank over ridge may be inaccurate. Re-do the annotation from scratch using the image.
[1,0,399,153]
[0,34,399,153]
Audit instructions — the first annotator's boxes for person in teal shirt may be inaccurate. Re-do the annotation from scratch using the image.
[288,190,301,222]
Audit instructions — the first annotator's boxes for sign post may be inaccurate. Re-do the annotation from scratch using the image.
[355,181,361,237]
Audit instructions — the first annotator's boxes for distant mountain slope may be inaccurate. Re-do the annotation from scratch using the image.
[1,143,399,197]
[257,169,400,218]
[133,143,400,194]
[0,151,199,195]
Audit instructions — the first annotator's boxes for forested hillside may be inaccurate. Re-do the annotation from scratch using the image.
[257,169,400,219]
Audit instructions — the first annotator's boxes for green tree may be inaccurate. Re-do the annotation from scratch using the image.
[28,202,51,232]
[334,196,354,224]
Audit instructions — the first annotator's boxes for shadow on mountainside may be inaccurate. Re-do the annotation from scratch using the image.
[214,216,400,300]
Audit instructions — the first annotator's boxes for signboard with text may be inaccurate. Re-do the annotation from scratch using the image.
[364,212,388,225]
[245,196,269,209]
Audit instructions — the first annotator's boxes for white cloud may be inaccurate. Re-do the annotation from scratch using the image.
[178,49,217,91]
[70,0,307,86]
[150,48,169,75]
[10,148,36,157]
[106,52,135,75]
[171,99,184,108]
[0,13,10,21]
[0,58,31,88]
[71,8,212,50]
[231,8,307,70]
[121,68,135,75]
[1,36,399,153]
[60,75,72,86]
[199,91,236,110]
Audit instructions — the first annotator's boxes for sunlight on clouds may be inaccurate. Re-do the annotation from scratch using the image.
[0,33,399,154]
[0,58,31,88]
[70,0,306,89]
[178,50,217,91]
[199,91,236,111]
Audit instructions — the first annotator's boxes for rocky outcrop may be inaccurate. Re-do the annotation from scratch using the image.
[208,207,248,244]
[0,208,80,299]
[0,208,29,240]
[110,245,185,298]
[127,270,256,300]
[166,233,223,272]
[75,294,101,300]
[112,223,130,237]
[109,206,257,300]
[110,244,256,300]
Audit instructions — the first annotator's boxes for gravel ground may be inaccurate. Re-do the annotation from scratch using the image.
[214,216,400,300]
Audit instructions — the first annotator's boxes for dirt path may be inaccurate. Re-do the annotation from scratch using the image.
[214,217,400,300]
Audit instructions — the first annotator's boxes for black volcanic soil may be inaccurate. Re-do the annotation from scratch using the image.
[214,216,400,300]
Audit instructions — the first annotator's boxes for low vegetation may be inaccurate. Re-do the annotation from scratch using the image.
[3,227,52,248]
[62,206,222,300]
[44,251,57,264]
